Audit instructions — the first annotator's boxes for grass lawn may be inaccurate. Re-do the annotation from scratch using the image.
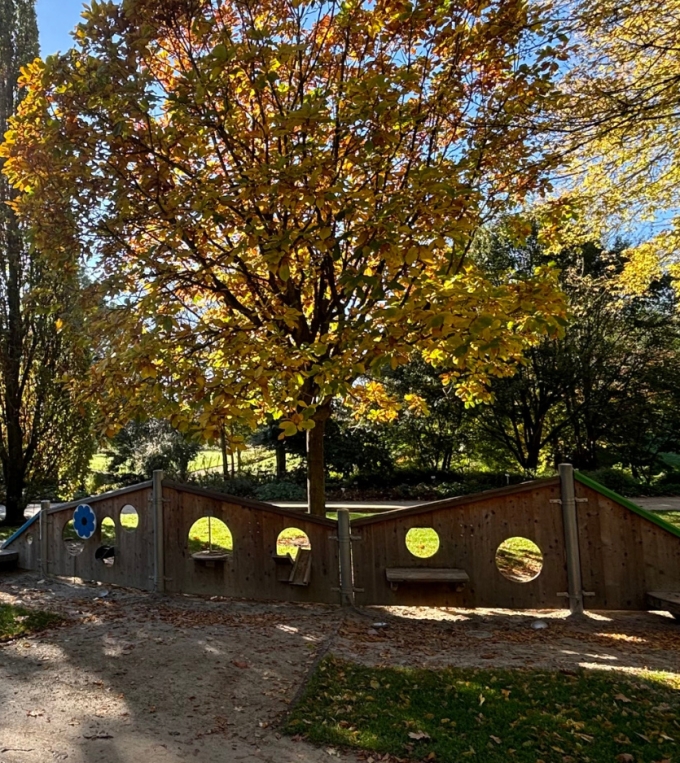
[663,511,680,530]
[286,657,680,763]
[0,604,63,643]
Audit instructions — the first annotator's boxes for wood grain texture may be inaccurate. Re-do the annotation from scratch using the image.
[46,487,154,591]
[353,482,568,608]
[161,484,340,603]
[575,482,680,609]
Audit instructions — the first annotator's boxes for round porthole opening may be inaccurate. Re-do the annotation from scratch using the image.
[495,537,543,582]
[120,504,139,532]
[62,520,84,556]
[276,528,311,560]
[188,516,233,560]
[405,527,440,558]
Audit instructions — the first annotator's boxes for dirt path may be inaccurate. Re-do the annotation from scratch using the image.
[2,573,680,763]
[0,573,347,763]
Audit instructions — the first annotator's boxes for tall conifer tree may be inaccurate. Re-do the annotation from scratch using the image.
[0,0,93,525]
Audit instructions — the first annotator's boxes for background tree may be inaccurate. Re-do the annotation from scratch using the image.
[551,0,680,295]
[4,0,568,514]
[103,419,202,484]
[475,227,680,474]
[0,0,94,525]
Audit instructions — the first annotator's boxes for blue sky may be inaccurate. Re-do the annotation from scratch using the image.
[36,0,88,56]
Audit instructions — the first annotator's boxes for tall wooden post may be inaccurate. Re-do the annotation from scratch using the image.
[337,509,355,606]
[559,463,584,616]
[39,500,50,578]
[153,470,165,593]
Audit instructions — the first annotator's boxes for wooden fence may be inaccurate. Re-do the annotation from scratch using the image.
[3,467,680,612]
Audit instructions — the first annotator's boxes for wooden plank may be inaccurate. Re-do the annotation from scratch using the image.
[289,548,312,586]
[386,568,468,583]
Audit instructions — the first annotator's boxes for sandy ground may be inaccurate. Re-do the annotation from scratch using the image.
[2,573,680,763]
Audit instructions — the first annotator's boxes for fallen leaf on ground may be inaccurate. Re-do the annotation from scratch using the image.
[408,731,430,741]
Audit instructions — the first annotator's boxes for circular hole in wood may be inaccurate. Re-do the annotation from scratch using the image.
[405,527,440,558]
[276,528,311,560]
[62,520,84,556]
[120,504,139,532]
[101,517,116,544]
[188,517,233,556]
[496,537,543,582]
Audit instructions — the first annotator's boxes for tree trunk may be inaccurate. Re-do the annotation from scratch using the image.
[276,442,286,479]
[306,404,331,516]
[220,427,229,481]
[2,462,25,526]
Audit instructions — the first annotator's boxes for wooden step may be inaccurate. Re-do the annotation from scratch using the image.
[647,591,680,620]
[289,548,312,586]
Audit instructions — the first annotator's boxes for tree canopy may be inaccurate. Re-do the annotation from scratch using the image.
[2,0,568,512]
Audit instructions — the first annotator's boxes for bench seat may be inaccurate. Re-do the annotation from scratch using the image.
[386,567,469,590]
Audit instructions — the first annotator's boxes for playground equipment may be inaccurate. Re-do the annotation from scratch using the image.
[2,465,680,616]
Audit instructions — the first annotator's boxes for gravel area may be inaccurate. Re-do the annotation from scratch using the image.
[2,572,680,763]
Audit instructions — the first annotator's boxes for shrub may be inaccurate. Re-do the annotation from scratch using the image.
[254,481,307,501]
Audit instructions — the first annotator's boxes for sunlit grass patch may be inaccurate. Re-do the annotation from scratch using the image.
[187,517,233,554]
[0,604,63,642]
[496,536,543,581]
[662,511,680,530]
[285,657,680,762]
[276,527,311,559]
[405,527,440,558]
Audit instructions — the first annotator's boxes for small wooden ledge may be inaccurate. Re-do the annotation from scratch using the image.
[386,567,469,592]
[647,591,680,621]
[191,550,231,567]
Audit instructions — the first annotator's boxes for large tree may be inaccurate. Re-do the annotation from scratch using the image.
[0,0,94,525]
[4,0,567,514]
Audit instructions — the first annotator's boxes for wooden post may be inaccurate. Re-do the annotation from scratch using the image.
[337,509,355,606]
[153,470,165,593]
[559,463,584,616]
[39,500,50,578]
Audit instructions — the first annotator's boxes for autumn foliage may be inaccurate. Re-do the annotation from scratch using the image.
[2,0,568,510]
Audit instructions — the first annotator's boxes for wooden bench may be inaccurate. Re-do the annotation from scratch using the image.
[386,567,469,591]
[647,591,680,621]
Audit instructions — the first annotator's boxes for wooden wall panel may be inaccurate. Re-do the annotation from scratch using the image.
[575,482,680,609]
[46,487,154,591]
[162,485,340,604]
[352,480,568,608]
[6,517,40,571]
